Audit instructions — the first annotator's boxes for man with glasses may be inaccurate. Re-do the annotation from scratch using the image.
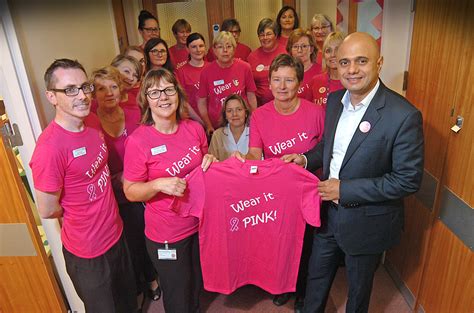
[30,59,137,313]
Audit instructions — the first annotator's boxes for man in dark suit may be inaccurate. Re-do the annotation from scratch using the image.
[283,32,424,313]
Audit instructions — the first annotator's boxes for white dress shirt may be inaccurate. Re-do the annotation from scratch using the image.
[329,80,380,179]
[223,125,250,155]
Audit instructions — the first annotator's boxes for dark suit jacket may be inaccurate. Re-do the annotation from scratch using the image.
[305,81,424,255]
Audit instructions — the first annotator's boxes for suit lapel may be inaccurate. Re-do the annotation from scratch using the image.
[340,84,386,171]
[324,94,344,178]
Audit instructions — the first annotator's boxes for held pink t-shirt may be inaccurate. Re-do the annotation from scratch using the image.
[103,107,141,203]
[29,114,122,258]
[176,61,208,116]
[247,45,288,106]
[123,119,208,243]
[172,157,321,294]
[169,45,189,70]
[311,72,344,108]
[207,42,252,62]
[298,63,322,101]
[197,59,256,129]
[249,99,325,158]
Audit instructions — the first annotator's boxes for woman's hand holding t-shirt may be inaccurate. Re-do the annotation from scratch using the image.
[153,177,187,197]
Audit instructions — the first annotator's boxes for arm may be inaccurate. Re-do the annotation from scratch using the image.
[246,92,257,112]
[123,177,187,202]
[35,189,63,219]
[340,110,424,205]
[197,97,215,135]
[186,103,204,125]
[245,147,263,160]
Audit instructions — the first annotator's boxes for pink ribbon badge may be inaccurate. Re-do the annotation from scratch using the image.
[359,121,371,133]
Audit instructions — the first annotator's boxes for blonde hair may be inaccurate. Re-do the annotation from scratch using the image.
[90,66,124,94]
[213,31,236,48]
[321,32,346,71]
[311,14,335,32]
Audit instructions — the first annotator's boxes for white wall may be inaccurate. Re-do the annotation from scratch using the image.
[8,0,119,127]
[380,0,414,95]
[300,0,337,30]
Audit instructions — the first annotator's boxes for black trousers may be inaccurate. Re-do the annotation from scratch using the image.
[146,233,202,313]
[119,201,157,293]
[303,203,381,313]
[296,223,314,298]
[63,234,137,313]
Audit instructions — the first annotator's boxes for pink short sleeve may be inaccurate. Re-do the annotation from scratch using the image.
[171,167,205,219]
[30,143,65,193]
[244,63,257,92]
[123,135,148,182]
[197,67,210,99]
[299,167,321,227]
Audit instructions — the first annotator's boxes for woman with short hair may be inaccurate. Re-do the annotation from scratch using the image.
[197,31,257,136]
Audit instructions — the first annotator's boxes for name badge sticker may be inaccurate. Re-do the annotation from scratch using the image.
[151,145,167,156]
[213,79,225,86]
[72,147,87,158]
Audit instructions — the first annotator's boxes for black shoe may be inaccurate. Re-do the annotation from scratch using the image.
[294,296,304,313]
[147,285,161,301]
[273,293,292,306]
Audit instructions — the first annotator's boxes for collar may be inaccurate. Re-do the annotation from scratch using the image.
[341,80,380,112]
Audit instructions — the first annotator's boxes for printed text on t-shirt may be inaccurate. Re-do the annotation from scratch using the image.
[165,145,201,176]
[229,192,277,231]
[268,132,309,155]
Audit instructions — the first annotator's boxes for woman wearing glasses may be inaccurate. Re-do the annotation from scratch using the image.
[169,19,192,70]
[310,14,335,64]
[144,37,174,73]
[138,10,160,51]
[90,66,159,311]
[123,68,216,313]
[287,28,322,101]
[207,18,251,62]
[311,32,345,108]
[233,55,324,312]
[247,18,287,106]
[197,31,257,136]
[276,6,299,48]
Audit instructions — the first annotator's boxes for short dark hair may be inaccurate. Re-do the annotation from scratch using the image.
[257,18,277,36]
[221,18,241,32]
[44,58,86,90]
[172,19,191,34]
[138,10,158,30]
[221,94,250,127]
[269,54,304,83]
[138,68,188,125]
[276,6,299,37]
[144,37,174,73]
[186,32,205,46]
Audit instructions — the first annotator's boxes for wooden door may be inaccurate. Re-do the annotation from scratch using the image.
[386,0,474,312]
[0,120,66,313]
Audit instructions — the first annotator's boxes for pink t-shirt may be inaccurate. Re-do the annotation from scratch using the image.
[311,73,344,108]
[247,45,287,106]
[278,35,289,49]
[123,119,208,243]
[29,114,122,258]
[197,59,257,129]
[176,61,208,116]
[298,63,322,101]
[169,45,189,70]
[102,107,141,203]
[250,99,325,158]
[207,42,252,62]
[172,157,321,294]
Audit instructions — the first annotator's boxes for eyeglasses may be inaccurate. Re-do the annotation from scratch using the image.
[49,83,94,97]
[291,44,312,51]
[146,86,177,99]
[311,25,331,32]
[258,32,275,39]
[214,44,233,50]
[143,27,160,33]
[150,49,167,56]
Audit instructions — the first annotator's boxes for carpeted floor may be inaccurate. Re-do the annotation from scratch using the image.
[142,265,411,313]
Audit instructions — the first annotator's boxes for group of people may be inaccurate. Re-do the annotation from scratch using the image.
[29,5,424,313]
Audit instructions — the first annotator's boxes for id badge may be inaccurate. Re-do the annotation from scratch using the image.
[157,241,177,260]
